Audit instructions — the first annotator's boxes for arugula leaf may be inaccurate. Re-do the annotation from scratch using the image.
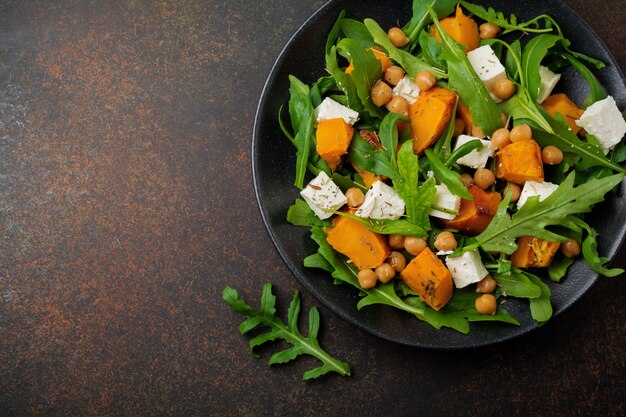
[395,141,436,230]
[304,253,334,272]
[330,210,427,237]
[288,76,316,189]
[493,269,541,298]
[223,284,351,379]
[428,7,502,136]
[460,1,553,34]
[348,132,402,180]
[445,139,483,167]
[438,289,520,325]
[568,216,624,277]
[465,172,624,254]
[403,0,457,48]
[433,97,459,161]
[559,53,607,106]
[498,87,553,133]
[363,18,447,79]
[504,40,522,83]
[337,38,385,118]
[418,30,444,69]
[340,19,374,48]
[547,255,575,282]
[287,199,331,228]
[425,148,472,200]
[525,273,553,325]
[521,34,561,102]
[379,112,409,169]
[529,108,625,173]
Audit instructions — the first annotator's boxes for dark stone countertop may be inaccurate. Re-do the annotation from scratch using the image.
[0,1,624,416]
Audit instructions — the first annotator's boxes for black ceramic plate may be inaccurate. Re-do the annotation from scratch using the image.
[252,0,626,348]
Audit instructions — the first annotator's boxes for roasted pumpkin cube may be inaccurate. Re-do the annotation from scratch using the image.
[325,215,389,270]
[541,93,584,134]
[400,247,453,311]
[431,5,480,53]
[316,118,354,171]
[441,185,501,235]
[496,139,544,185]
[511,236,561,268]
[409,87,457,154]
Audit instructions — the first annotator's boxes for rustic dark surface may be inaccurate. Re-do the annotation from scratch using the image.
[0,1,624,416]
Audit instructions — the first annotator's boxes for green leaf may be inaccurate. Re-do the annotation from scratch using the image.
[223,284,351,379]
[394,141,436,230]
[568,216,624,277]
[304,253,334,272]
[287,76,316,189]
[547,255,575,282]
[424,148,472,200]
[287,199,331,228]
[530,107,625,173]
[428,7,502,136]
[348,132,402,180]
[403,0,457,48]
[418,30,444,69]
[505,40,522,82]
[525,273,553,325]
[460,2,553,34]
[325,45,360,112]
[439,289,521,325]
[337,38,385,119]
[363,18,447,79]
[559,53,607,106]
[340,19,374,48]
[445,139,483,167]
[330,210,428,237]
[379,112,409,168]
[493,269,541,298]
[521,34,561,101]
[433,97,459,161]
[498,87,553,133]
[465,172,624,254]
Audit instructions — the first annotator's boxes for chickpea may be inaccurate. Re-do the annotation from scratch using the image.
[474,168,496,190]
[491,128,511,150]
[561,239,581,258]
[358,269,378,289]
[479,22,501,39]
[387,27,409,48]
[387,251,407,273]
[384,65,405,86]
[476,274,497,293]
[434,231,457,252]
[475,294,497,314]
[454,119,466,137]
[345,187,365,208]
[415,70,437,92]
[510,124,532,142]
[388,234,405,250]
[404,236,428,256]
[503,182,521,202]
[375,263,396,283]
[542,146,564,165]
[371,80,393,107]
[493,79,516,100]
[460,172,474,188]
[386,96,409,116]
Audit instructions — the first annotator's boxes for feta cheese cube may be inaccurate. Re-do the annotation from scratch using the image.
[445,250,489,288]
[300,171,347,219]
[517,180,559,209]
[392,76,420,104]
[454,135,493,169]
[536,65,561,104]
[314,97,360,126]
[428,184,461,220]
[575,96,626,155]
[466,45,507,102]
[355,181,405,220]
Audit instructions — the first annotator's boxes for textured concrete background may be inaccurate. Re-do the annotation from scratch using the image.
[0,0,624,416]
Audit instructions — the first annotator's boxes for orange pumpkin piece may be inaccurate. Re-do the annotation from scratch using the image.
[316,118,354,171]
[400,247,453,311]
[496,139,544,185]
[345,47,392,74]
[432,5,480,53]
[409,87,457,154]
[325,215,389,270]
[541,93,584,134]
[441,185,501,235]
[358,170,381,189]
[511,236,561,268]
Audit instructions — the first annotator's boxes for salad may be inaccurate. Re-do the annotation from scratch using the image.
[279,0,626,334]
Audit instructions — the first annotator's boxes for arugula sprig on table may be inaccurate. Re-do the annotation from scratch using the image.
[223,284,351,380]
